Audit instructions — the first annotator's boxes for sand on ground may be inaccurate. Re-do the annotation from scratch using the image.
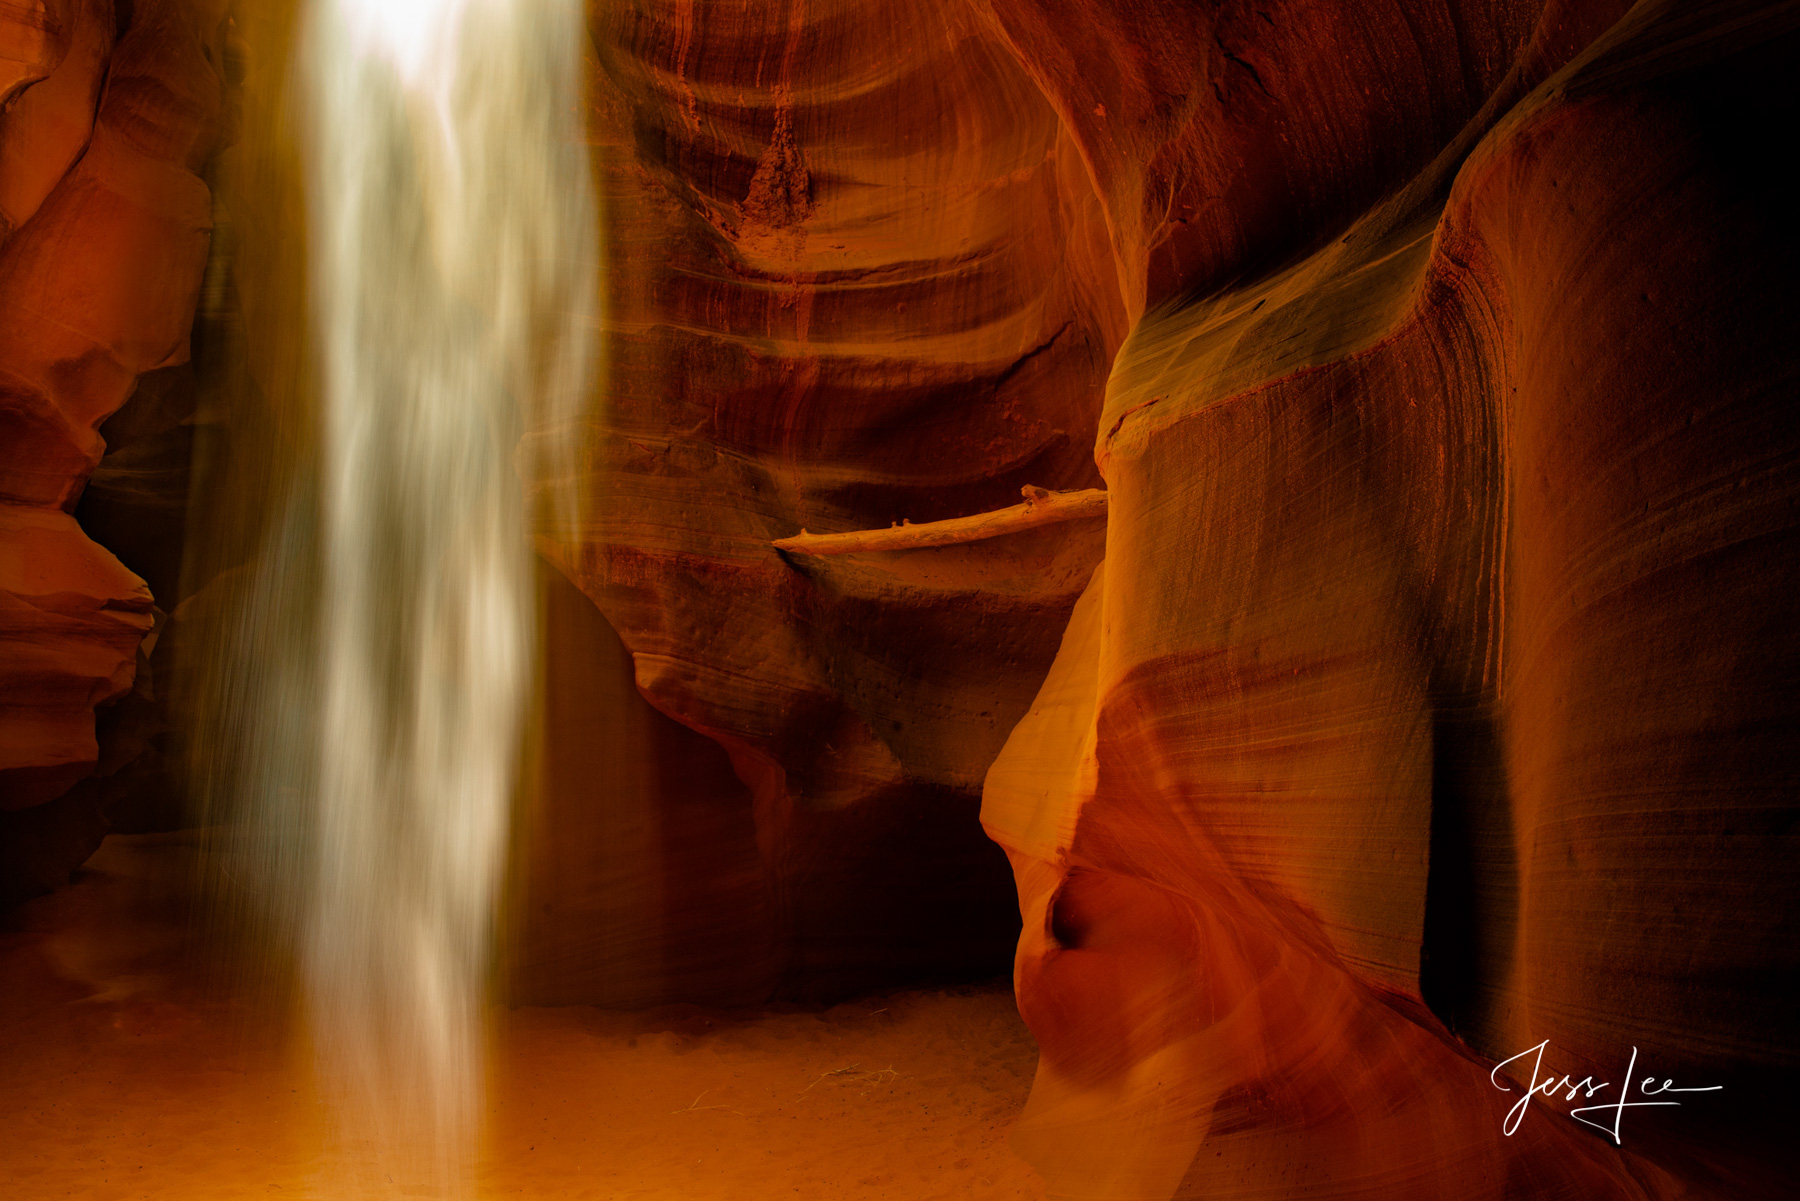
[0,834,1047,1201]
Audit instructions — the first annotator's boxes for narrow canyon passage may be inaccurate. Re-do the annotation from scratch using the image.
[3,0,1795,1197]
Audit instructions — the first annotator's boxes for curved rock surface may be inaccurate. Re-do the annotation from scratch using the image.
[538,13,1798,1185]
[199,0,1111,997]
[0,0,226,851]
[534,0,1128,993]
[983,0,1798,1195]
[8,1,1789,1193]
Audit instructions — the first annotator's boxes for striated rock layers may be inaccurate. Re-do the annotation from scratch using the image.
[519,0,1126,999]
[978,0,1799,1196]
[6,0,1793,1192]
[562,0,1796,1193]
[0,0,230,887]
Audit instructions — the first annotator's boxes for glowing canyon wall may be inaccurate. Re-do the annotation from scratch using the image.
[523,0,1124,999]
[981,1,1800,1194]
[1,0,233,889]
[554,0,1800,1190]
[3,0,1795,1196]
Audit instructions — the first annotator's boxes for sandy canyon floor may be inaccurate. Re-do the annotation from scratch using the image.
[0,834,1046,1200]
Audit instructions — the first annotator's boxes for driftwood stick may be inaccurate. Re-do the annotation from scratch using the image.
[772,486,1108,556]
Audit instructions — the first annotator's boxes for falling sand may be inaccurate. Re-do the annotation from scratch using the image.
[0,835,1046,1201]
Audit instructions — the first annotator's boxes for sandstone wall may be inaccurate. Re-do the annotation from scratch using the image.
[982,0,1798,1194]
[3,5,1793,1193]
[536,0,1129,995]
[0,0,231,894]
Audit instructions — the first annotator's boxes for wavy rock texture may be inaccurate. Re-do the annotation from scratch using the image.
[193,0,1104,1002]
[530,0,1127,997]
[542,11,1797,1190]
[0,0,227,863]
[6,0,1789,1193]
[983,0,1799,1196]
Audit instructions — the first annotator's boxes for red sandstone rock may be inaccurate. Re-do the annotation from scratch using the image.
[514,0,1129,991]
[0,505,149,807]
[0,0,225,818]
[515,16,1800,1165]
[508,561,775,1007]
[23,1,1788,1193]
[0,0,109,243]
[984,0,1799,1195]
[1,0,69,115]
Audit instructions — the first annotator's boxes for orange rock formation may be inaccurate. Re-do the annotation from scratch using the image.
[2,0,1794,1195]
[2,1,231,848]
[567,0,1797,1192]
[977,1,1798,1195]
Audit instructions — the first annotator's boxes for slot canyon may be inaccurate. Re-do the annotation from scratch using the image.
[2,0,1795,1197]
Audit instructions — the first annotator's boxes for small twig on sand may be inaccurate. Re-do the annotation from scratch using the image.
[671,1089,729,1114]
[860,1067,899,1091]
[802,1063,864,1094]
[801,1063,900,1097]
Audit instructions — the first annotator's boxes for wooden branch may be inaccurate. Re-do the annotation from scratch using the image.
[772,486,1108,556]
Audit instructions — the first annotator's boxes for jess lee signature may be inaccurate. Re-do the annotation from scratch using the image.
[1490,1041,1722,1145]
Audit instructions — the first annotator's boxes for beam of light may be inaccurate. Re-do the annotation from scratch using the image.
[290,0,596,1191]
